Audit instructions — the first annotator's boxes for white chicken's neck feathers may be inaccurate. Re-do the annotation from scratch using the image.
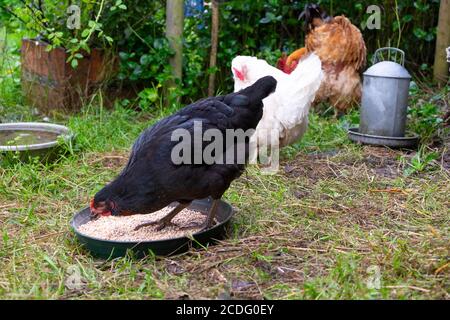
[231,54,323,147]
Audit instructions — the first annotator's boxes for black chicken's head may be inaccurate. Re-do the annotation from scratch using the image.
[89,175,158,219]
[90,185,124,218]
[299,4,331,32]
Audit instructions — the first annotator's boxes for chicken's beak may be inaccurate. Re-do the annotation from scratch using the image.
[89,199,112,218]
[89,199,97,219]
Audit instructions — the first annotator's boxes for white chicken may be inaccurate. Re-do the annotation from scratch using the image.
[232,53,323,149]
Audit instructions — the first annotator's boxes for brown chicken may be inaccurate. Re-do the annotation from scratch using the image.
[277,4,367,114]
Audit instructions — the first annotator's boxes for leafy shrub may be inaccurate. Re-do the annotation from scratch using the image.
[0,0,443,105]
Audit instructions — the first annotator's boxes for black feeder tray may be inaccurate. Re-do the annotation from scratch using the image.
[71,198,234,259]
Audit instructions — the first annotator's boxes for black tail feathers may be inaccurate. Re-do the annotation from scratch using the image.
[225,76,277,109]
[300,4,331,32]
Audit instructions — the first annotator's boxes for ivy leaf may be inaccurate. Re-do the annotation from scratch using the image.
[413,27,426,39]
[413,1,430,12]
[402,15,413,23]
[153,38,165,49]
[140,54,151,65]
[424,33,434,42]
[71,58,78,69]
[392,20,400,31]
[260,12,276,24]
[132,65,143,77]
[119,51,129,60]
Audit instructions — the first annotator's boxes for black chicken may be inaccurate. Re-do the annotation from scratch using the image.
[90,76,277,231]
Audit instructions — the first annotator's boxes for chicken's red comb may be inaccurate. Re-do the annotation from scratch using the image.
[89,199,95,209]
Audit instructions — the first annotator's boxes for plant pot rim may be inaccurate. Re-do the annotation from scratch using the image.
[22,38,113,55]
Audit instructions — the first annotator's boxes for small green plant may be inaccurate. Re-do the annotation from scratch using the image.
[0,0,126,67]
[402,146,439,177]
[408,102,444,142]
[137,85,162,111]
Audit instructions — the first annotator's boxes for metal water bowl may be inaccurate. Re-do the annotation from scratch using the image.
[0,122,73,161]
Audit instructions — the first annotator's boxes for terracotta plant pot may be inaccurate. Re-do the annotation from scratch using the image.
[20,38,117,113]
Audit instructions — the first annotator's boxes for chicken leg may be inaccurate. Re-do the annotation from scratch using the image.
[203,198,220,230]
[134,202,190,231]
[175,198,220,231]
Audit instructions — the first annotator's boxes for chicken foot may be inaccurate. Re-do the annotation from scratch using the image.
[134,199,220,232]
[168,198,220,231]
[185,198,220,231]
[133,202,190,231]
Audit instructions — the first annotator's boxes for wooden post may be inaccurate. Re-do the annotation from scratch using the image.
[433,0,450,85]
[166,0,184,86]
[208,0,219,96]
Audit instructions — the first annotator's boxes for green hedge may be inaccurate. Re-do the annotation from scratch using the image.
[0,0,441,104]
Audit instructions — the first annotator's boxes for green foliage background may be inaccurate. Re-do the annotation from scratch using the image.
[0,0,442,104]
[181,0,441,100]
[116,0,441,102]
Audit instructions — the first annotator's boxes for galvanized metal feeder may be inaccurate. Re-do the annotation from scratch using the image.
[349,47,419,148]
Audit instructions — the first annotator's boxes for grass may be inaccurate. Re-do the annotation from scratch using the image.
[0,100,448,299]
[0,31,449,299]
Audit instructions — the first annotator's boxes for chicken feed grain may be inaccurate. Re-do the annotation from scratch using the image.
[78,207,210,241]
